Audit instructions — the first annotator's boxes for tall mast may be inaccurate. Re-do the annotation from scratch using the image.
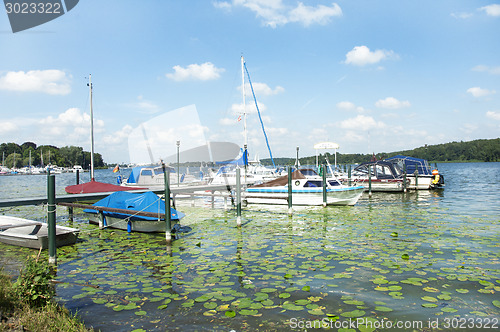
[89,74,95,181]
[241,56,247,153]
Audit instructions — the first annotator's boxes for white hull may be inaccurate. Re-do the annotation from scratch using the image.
[246,187,364,206]
[0,216,79,249]
[87,213,167,233]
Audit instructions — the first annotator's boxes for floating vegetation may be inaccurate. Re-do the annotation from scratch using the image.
[45,196,500,331]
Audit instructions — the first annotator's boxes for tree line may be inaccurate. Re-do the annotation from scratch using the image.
[262,138,500,166]
[0,142,104,169]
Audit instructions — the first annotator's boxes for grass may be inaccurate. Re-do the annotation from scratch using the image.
[0,256,92,332]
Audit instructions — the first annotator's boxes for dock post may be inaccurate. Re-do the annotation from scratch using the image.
[414,169,418,190]
[47,174,56,265]
[348,165,352,186]
[368,165,372,198]
[322,164,327,207]
[163,163,172,244]
[287,167,293,216]
[403,164,407,192]
[236,168,242,226]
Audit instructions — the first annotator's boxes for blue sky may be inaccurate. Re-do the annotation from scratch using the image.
[1,1,499,164]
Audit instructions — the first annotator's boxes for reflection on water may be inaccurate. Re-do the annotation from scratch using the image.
[0,163,499,331]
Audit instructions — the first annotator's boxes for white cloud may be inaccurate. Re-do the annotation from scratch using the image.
[479,4,500,16]
[0,121,18,135]
[375,97,411,109]
[467,87,496,97]
[219,117,238,126]
[231,100,267,115]
[37,108,104,144]
[166,62,225,81]
[0,70,71,95]
[214,0,342,28]
[472,65,500,75]
[241,82,284,96]
[288,2,342,26]
[103,125,134,145]
[451,12,473,19]
[339,115,385,131]
[486,111,500,121]
[344,46,396,66]
[336,101,366,112]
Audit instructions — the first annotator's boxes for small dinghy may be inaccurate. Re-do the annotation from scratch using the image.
[0,216,79,249]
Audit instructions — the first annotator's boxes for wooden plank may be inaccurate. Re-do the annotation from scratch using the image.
[57,202,167,219]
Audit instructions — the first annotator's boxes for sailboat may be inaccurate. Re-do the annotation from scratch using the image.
[210,56,279,186]
[65,75,145,194]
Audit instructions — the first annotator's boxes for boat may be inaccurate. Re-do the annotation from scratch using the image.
[384,155,445,189]
[209,57,281,187]
[84,191,186,233]
[65,75,145,194]
[208,151,280,186]
[245,169,364,206]
[72,165,85,173]
[339,160,409,192]
[0,216,79,249]
[121,164,202,189]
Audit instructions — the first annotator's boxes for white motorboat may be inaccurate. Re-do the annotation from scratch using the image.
[245,169,364,206]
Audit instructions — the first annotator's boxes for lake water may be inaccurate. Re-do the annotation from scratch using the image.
[0,163,499,331]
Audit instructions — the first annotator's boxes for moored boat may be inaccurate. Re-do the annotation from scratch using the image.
[245,169,364,206]
[339,160,408,192]
[384,155,445,190]
[0,216,79,249]
[84,191,186,233]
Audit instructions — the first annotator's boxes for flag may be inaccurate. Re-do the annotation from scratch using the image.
[237,115,242,122]
[113,164,120,173]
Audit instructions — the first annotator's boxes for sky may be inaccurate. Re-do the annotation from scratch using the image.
[0,0,499,164]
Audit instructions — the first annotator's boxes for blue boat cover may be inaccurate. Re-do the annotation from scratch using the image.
[84,191,185,221]
[385,155,432,175]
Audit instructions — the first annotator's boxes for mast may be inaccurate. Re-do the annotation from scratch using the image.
[241,56,248,182]
[89,74,95,181]
[241,56,247,155]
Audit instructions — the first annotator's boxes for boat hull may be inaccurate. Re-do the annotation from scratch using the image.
[245,186,364,206]
[87,214,167,233]
[0,216,79,249]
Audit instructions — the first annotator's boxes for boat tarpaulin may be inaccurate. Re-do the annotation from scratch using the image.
[83,191,185,221]
[65,180,144,194]
[385,155,432,175]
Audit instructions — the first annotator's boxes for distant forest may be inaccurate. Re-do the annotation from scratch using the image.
[261,138,500,166]
[0,142,104,169]
[1,138,498,169]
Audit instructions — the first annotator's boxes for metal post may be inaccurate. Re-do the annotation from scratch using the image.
[348,164,352,186]
[236,168,242,226]
[176,140,180,187]
[47,174,56,265]
[322,164,327,207]
[403,164,407,192]
[368,165,372,198]
[163,163,172,243]
[287,167,293,215]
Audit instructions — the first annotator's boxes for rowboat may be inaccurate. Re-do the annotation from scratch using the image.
[0,216,79,249]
